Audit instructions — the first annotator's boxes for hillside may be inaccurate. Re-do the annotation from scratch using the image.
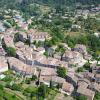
[0,0,100,9]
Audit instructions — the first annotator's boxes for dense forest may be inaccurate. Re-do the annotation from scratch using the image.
[0,0,100,9]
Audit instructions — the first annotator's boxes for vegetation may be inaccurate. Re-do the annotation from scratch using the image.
[83,62,90,70]
[11,84,22,91]
[57,67,67,78]
[94,92,100,100]
[77,67,84,72]
[75,94,87,100]
[14,32,20,43]
[5,47,16,57]
[3,21,12,28]
[0,84,21,100]
[0,0,100,100]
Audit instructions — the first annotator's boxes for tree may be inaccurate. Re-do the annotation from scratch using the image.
[5,47,16,57]
[55,45,66,60]
[14,32,20,43]
[57,67,66,78]
[38,84,49,98]
[44,51,49,58]
[0,85,4,90]
[11,84,22,91]
[50,80,53,88]
[3,21,12,28]
[94,92,100,100]
[31,75,37,81]
[75,95,87,100]
[77,67,84,72]
[83,62,90,70]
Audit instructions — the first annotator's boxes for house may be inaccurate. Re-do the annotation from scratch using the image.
[18,31,27,42]
[0,38,6,56]
[73,44,92,60]
[62,51,86,67]
[90,63,100,74]
[39,67,65,86]
[95,74,100,83]
[40,75,65,86]
[13,14,28,30]
[0,46,6,56]
[8,57,37,77]
[77,80,95,100]
[15,42,33,65]
[35,57,68,68]
[35,47,45,54]
[3,34,15,48]
[27,29,51,42]
[54,53,61,60]
[71,24,81,29]
[5,28,16,35]
[89,82,100,92]
[73,44,87,56]
[39,67,57,85]
[61,82,74,95]
[35,57,58,68]
[21,23,28,30]
[32,50,45,60]
[0,57,8,73]
[60,43,71,50]
[82,72,94,82]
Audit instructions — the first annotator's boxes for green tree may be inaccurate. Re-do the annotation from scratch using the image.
[3,21,12,28]
[14,32,20,43]
[44,51,49,58]
[83,62,90,70]
[55,45,66,60]
[11,84,22,91]
[31,75,37,81]
[77,67,84,72]
[94,92,100,100]
[75,95,87,100]
[57,67,66,78]
[5,47,16,57]
[0,85,4,90]
[38,84,49,98]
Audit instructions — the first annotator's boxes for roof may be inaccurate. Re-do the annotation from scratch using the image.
[0,47,6,56]
[77,79,95,100]
[82,72,94,79]
[95,74,100,78]
[74,44,87,50]
[64,51,82,59]
[0,57,8,72]
[36,47,45,52]
[62,82,74,92]
[0,57,8,68]
[15,43,33,60]
[40,67,57,76]
[3,35,15,47]
[8,57,36,75]
[93,83,100,92]
[27,29,50,40]
[40,75,65,84]
[77,87,95,99]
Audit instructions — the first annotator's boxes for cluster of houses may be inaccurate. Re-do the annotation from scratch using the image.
[0,10,100,100]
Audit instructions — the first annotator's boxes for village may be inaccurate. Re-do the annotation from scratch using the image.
[0,4,100,100]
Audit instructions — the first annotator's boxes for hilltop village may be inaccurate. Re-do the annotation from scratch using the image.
[0,4,100,100]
